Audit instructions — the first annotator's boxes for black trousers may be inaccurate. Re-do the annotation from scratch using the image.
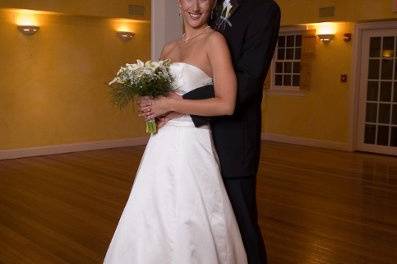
[223,176,267,264]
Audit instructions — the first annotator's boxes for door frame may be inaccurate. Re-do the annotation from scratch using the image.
[350,21,397,154]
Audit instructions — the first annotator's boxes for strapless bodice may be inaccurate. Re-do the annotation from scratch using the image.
[170,62,213,94]
[167,62,213,126]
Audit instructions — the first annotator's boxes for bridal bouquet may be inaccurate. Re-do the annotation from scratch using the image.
[108,59,174,135]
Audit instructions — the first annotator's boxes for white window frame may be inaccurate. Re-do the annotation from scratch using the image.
[268,26,307,96]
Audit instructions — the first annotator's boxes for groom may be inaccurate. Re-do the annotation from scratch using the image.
[144,0,280,263]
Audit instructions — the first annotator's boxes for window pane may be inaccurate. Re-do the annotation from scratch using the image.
[278,36,286,47]
[296,35,302,47]
[277,48,285,60]
[367,81,379,101]
[391,127,397,147]
[364,124,376,144]
[381,59,393,80]
[377,125,389,146]
[392,105,397,125]
[368,59,380,79]
[286,48,294,60]
[293,75,300,86]
[284,62,292,73]
[394,83,397,102]
[275,75,282,86]
[295,48,301,60]
[283,75,292,86]
[293,62,300,73]
[276,62,283,73]
[383,36,395,51]
[380,82,392,102]
[378,103,391,124]
[366,103,378,122]
[394,59,397,78]
[382,36,395,58]
[370,37,381,57]
[286,35,294,47]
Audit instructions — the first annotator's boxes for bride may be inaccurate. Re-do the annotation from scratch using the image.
[103,0,247,263]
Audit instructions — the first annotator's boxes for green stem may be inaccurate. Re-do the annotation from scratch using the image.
[145,119,157,135]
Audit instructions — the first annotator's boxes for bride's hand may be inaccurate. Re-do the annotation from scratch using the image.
[137,96,151,117]
[139,92,182,120]
[143,96,173,120]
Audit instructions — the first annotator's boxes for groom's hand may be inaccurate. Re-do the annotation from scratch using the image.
[156,116,168,129]
[157,112,184,129]
[167,91,183,101]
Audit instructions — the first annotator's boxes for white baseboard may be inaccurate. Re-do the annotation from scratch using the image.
[261,133,353,152]
[0,133,353,160]
[0,137,149,160]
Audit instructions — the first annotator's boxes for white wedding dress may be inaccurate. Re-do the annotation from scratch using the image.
[104,62,247,264]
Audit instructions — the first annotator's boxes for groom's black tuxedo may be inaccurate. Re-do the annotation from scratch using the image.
[182,0,281,263]
[183,0,281,179]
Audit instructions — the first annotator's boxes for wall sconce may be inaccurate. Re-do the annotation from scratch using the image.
[16,10,40,36]
[315,22,337,44]
[318,34,335,43]
[17,25,40,35]
[117,31,135,41]
[343,33,352,42]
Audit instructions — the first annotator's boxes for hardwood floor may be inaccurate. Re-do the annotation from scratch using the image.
[0,141,396,264]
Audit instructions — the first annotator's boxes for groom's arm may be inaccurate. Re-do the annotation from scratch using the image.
[233,1,280,111]
[182,84,215,127]
[183,1,281,127]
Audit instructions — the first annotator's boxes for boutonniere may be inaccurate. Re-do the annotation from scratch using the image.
[216,0,233,30]
[222,0,233,20]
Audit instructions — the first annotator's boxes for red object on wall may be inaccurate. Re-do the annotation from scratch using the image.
[340,74,348,83]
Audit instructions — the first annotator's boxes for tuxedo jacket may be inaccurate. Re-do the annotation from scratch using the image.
[182,0,281,178]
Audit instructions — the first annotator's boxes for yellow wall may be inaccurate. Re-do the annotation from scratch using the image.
[277,0,397,25]
[0,0,151,20]
[3,0,397,150]
[263,0,397,144]
[0,4,150,150]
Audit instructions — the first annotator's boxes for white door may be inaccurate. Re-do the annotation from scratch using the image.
[357,29,397,155]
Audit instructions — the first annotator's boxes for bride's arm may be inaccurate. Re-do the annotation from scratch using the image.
[145,32,237,119]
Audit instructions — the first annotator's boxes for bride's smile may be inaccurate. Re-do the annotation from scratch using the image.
[188,11,203,20]
[179,0,214,29]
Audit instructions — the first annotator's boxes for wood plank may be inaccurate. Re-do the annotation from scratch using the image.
[0,141,396,263]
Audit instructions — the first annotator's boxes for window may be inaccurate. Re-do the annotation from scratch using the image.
[271,32,302,91]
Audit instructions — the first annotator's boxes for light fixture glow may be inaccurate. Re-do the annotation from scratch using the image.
[16,10,39,26]
[383,49,394,58]
[117,25,131,32]
[316,22,337,35]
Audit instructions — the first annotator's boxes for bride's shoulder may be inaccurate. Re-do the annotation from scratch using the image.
[207,30,226,42]
[206,30,228,50]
